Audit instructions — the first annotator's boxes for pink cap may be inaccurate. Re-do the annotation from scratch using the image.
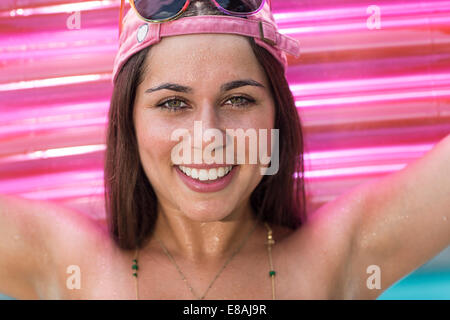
[112,1,301,84]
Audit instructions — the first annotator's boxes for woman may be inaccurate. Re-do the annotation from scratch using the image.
[0,0,449,300]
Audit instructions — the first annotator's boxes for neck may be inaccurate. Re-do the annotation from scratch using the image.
[150,201,260,263]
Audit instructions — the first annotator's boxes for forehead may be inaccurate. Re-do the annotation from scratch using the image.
[142,33,267,84]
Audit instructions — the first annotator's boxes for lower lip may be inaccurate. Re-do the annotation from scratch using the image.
[175,165,239,193]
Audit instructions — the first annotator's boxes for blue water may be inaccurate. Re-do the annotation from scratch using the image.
[377,270,450,300]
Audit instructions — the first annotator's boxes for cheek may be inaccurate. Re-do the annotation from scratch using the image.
[224,101,275,130]
[251,100,275,129]
[134,116,177,170]
[241,105,276,158]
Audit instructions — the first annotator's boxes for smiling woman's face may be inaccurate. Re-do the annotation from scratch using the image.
[133,33,276,222]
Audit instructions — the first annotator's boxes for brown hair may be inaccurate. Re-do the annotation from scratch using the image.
[104,1,308,250]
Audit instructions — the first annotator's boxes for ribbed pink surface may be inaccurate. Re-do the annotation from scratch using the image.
[0,0,449,219]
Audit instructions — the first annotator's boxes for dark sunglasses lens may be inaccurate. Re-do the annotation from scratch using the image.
[215,0,264,14]
[133,0,187,21]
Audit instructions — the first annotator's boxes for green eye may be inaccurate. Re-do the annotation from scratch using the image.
[167,100,182,108]
[226,96,255,107]
[157,98,187,112]
[156,95,256,112]
[230,97,245,105]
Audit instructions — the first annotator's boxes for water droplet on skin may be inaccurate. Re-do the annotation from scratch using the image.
[13,235,20,240]
[443,216,448,222]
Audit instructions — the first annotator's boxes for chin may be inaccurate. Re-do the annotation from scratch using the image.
[179,202,234,223]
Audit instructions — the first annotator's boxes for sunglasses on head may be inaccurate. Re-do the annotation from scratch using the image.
[120,0,268,36]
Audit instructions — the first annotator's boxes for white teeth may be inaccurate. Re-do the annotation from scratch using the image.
[208,168,217,180]
[179,166,234,181]
[191,168,199,179]
[198,169,208,181]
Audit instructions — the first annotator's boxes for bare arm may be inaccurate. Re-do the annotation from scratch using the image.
[0,195,52,298]
[347,134,450,299]
[0,194,105,299]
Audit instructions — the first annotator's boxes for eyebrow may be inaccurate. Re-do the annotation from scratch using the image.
[145,79,265,94]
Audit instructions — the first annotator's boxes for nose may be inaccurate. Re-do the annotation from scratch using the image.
[197,100,220,133]
[192,101,228,162]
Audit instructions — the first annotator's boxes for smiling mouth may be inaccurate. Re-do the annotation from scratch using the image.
[176,165,237,182]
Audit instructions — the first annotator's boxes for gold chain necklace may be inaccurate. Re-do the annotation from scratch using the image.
[132,221,276,300]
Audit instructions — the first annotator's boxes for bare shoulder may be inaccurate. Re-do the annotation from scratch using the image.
[0,195,117,298]
[19,196,110,254]
[278,182,372,299]
[25,198,141,299]
[32,201,121,299]
[0,195,111,299]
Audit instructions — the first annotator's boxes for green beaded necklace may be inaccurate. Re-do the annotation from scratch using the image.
[132,222,276,299]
